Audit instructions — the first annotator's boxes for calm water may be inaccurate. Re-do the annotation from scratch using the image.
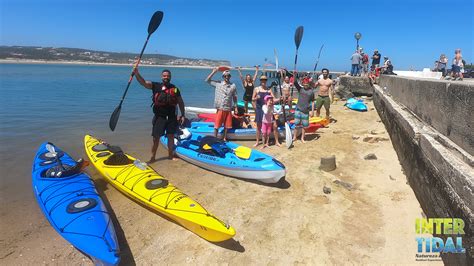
[0,63,267,204]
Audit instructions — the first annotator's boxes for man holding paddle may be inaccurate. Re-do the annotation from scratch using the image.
[133,67,186,162]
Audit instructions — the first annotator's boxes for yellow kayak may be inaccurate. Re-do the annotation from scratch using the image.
[84,135,235,242]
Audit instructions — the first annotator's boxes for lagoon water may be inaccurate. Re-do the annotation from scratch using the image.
[0,63,261,207]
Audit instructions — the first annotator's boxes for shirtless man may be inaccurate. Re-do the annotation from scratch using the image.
[312,68,333,120]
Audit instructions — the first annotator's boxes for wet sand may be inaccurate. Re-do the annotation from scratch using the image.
[0,99,439,265]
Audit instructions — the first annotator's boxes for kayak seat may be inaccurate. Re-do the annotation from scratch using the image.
[104,146,133,165]
[196,136,231,158]
[43,158,85,178]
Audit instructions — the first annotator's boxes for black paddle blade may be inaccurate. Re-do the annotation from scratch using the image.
[294,26,304,49]
[148,11,164,35]
[109,105,122,131]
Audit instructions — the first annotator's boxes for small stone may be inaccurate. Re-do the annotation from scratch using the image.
[333,180,353,190]
[389,175,396,181]
[323,186,331,194]
[364,153,378,160]
[376,119,382,123]
[333,130,343,134]
[352,135,360,140]
[370,130,385,135]
[370,107,375,111]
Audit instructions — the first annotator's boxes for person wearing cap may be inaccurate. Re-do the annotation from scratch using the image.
[350,50,362,76]
[292,76,316,143]
[371,49,381,68]
[252,75,280,147]
[205,68,238,141]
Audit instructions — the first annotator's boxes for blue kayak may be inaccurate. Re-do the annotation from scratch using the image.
[188,121,287,140]
[32,142,120,265]
[161,133,286,183]
[345,98,368,112]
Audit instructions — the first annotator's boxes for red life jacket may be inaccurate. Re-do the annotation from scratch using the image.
[153,85,179,107]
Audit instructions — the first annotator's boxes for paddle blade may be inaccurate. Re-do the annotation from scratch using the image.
[217,66,231,72]
[148,11,164,35]
[45,143,56,155]
[294,26,304,49]
[109,105,122,131]
[285,123,293,148]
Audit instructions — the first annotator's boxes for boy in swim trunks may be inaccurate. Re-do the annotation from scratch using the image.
[312,68,333,121]
[293,78,315,143]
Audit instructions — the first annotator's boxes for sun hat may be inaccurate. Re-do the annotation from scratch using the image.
[259,75,268,80]
[264,95,273,103]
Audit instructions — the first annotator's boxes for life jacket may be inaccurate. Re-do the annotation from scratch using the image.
[153,84,179,107]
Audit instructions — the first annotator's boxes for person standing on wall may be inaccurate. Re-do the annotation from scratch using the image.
[350,50,362,76]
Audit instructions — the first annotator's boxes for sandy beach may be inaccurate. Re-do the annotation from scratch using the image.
[0,96,439,265]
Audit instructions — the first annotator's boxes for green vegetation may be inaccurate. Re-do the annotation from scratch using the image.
[0,46,230,66]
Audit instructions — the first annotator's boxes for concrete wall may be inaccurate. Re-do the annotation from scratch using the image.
[373,83,474,265]
[378,76,474,155]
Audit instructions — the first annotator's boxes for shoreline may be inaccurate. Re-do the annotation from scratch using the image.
[0,59,259,70]
[0,59,346,72]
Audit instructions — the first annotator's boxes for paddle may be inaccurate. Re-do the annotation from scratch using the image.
[312,44,324,78]
[293,26,304,77]
[46,143,64,171]
[109,11,164,131]
[274,48,292,148]
[290,26,304,95]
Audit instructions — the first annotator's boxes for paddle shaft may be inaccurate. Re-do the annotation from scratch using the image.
[117,33,152,107]
[313,44,324,74]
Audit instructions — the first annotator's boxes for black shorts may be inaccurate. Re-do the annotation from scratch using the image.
[152,115,178,138]
[243,93,252,101]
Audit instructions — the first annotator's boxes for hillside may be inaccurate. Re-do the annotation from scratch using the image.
[0,46,231,66]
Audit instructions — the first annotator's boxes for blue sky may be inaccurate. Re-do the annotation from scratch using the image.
[1,0,472,71]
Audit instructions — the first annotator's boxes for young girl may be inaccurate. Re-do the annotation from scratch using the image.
[262,95,274,148]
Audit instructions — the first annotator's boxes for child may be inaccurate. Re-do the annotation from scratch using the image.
[262,95,275,148]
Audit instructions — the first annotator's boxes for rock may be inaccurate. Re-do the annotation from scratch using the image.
[370,107,375,111]
[333,130,343,134]
[389,175,396,181]
[370,130,385,135]
[333,180,353,190]
[363,135,389,143]
[352,135,360,140]
[323,186,331,194]
[320,155,337,171]
[376,119,382,123]
[364,153,378,160]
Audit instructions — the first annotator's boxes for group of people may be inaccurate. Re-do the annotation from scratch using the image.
[206,67,334,148]
[350,49,395,78]
[131,63,335,162]
[433,49,465,80]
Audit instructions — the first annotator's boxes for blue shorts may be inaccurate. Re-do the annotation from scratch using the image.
[294,108,309,127]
